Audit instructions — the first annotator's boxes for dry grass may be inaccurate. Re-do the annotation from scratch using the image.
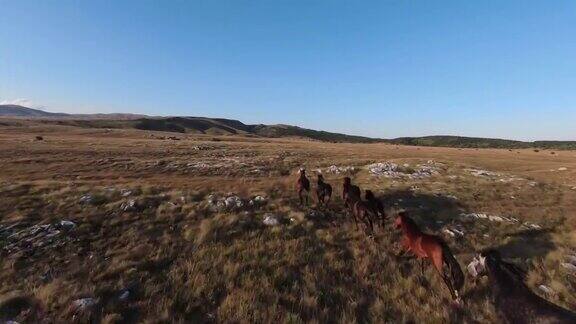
[1,121,576,322]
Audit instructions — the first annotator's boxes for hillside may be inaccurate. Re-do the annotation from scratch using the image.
[1,105,575,148]
[133,117,379,142]
[0,105,68,118]
[390,135,576,150]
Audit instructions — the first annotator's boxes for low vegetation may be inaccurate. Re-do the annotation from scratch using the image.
[0,122,575,322]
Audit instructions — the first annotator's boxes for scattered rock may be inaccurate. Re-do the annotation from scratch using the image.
[558,167,568,171]
[225,196,244,209]
[538,285,555,296]
[35,136,43,141]
[325,165,356,174]
[79,195,93,204]
[68,298,98,321]
[467,169,500,177]
[248,195,267,207]
[207,194,266,212]
[1,220,77,256]
[306,210,325,219]
[121,199,137,212]
[58,220,76,230]
[367,161,439,179]
[467,257,485,278]
[118,289,131,302]
[560,262,576,272]
[263,213,282,226]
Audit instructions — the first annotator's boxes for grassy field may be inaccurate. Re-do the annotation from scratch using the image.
[1,121,576,323]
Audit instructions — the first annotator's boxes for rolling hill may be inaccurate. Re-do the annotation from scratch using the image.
[1,104,575,148]
[0,105,69,118]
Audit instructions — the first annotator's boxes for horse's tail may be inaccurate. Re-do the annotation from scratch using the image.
[440,240,464,293]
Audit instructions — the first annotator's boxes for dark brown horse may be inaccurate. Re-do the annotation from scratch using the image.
[296,168,310,205]
[395,212,464,301]
[352,199,376,235]
[365,190,385,227]
[316,173,332,206]
[473,250,576,323]
[342,177,361,209]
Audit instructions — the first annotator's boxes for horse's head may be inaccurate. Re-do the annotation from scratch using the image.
[394,211,407,229]
[343,177,351,185]
[365,190,375,200]
[299,168,306,176]
[317,173,324,181]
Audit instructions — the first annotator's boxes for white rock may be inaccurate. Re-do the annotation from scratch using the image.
[561,262,576,272]
[538,285,555,295]
[558,167,568,171]
[467,258,485,278]
[443,229,456,237]
[59,220,76,229]
[72,298,97,310]
[488,215,504,222]
[79,195,93,204]
[263,214,281,226]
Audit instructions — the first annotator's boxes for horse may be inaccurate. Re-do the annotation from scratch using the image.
[471,250,576,323]
[394,212,464,302]
[365,190,385,227]
[352,199,376,235]
[342,177,361,209]
[296,168,311,205]
[316,173,332,207]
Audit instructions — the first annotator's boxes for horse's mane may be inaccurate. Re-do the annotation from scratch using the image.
[484,250,528,284]
[400,214,422,234]
[365,190,375,200]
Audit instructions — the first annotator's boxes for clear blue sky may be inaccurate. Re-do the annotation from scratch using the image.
[1,1,574,141]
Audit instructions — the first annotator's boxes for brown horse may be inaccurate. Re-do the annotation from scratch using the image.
[352,199,376,234]
[365,190,385,227]
[342,177,361,209]
[296,168,310,205]
[473,250,576,323]
[394,212,464,301]
[316,173,332,206]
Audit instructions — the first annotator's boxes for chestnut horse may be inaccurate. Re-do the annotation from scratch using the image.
[474,250,576,323]
[342,177,361,209]
[365,190,385,228]
[395,212,464,301]
[316,173,332,206]
[296,168,311,205]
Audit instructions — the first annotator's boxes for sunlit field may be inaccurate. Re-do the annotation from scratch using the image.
[0,121,575,322]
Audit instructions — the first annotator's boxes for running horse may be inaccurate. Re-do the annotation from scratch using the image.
[342,177,361,209]
[316,173,332,207]
[352,198,376,235]
[365,190,386,228]
[296,168,311,205]
[394,212,464,301]
[471,250,576,323]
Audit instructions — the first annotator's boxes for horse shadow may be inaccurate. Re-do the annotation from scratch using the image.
[377,189,467,231]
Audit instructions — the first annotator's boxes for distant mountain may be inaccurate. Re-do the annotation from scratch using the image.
[1,105,575,148]
[132,117,378,143]
[0,104,146,120]
[0,105,69,117]
[389,135,576,150]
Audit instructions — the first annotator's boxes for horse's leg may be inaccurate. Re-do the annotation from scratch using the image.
[432,250,458,301]
[421,259,426,276]
[367,216,374,236]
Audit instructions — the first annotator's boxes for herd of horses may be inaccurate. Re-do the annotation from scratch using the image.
[296,168,576,323]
